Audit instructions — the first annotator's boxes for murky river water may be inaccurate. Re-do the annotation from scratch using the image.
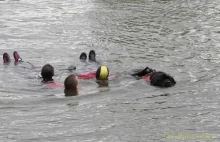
[0,0,220,141]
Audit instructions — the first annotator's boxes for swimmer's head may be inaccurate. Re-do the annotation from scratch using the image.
[3,53,10,63]
[13,51,22,62]
[96,65,109,80]
[41,64,54,82]
[79,52,87,61]
[64,74,78,96]
[89,50,96,61]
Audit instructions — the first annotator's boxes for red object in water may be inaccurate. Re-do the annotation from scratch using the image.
[78,71,96,80]
[78,71,119,80]
[142,75,151,82]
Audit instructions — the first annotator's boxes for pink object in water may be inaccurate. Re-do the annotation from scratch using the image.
[78,71,96,80]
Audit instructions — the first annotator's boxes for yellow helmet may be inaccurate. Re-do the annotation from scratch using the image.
[96,65,109,80]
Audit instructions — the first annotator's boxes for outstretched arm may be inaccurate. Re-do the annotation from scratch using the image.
[131,67,155,77]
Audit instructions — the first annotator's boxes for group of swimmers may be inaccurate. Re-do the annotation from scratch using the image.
[3,50,176,97]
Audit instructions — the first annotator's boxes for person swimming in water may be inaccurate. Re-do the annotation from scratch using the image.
[77,65,109,80]
[131,67,176,87]
[41,64,63,88]
[3,51,22,63]
[64,66,109,96]
[3,52,64,88]
[77,65,111,87]
[95,65,109,87]
[41,64,54,83]
[64,74,79,96]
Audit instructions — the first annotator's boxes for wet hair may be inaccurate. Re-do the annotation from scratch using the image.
[64,74,78,96]
[41,64,54,82]
[79,52,87,61]
[89,50,96,61]
[150,72,176,87]
[96,65,109,80]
